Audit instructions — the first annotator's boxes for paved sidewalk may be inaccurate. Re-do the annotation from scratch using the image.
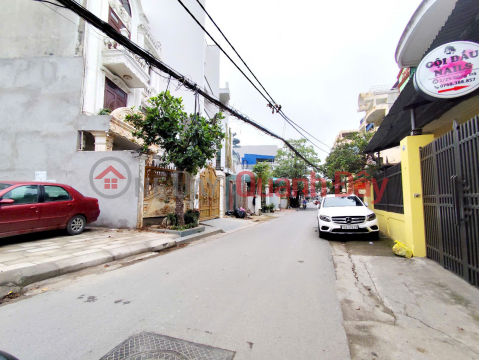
[0,228,175,272]
[0,228,179,297]
[330,239,479,359]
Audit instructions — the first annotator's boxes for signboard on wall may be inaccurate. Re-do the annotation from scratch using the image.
[398,67,411,92]
[34,171,47,181]
[414,41,479,99]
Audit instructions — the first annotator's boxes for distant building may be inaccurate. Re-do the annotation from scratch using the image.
[357,84,401,166]
[357,84,400,133]
[234,145,279,171]
[333,129,358,146]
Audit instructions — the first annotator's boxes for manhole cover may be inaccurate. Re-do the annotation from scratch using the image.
[99,332,235,360]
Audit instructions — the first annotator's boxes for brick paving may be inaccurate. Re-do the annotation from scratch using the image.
[0,228,175,272]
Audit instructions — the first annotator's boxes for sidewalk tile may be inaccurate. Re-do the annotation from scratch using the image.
[61,243,97,249]
[32,241,56,245]
[26,246,61,253]
[1,262,36,271]
[0,253,25,262]
[72,249,103,256]
[67,238,92,243]
[4,248,27,253]
[23,249,61,256]
[3,257,44,266]
[31,255,73,264]
[128,239,151,245]
[18,243,40,248]
[100,244,128,250]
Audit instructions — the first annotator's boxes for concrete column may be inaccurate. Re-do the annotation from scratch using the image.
[136,154,148,229]
[219,174,225,218]
[242,182,248,209]
[254,195,261,216]
[400,134,434,257]
[137,30,145,49]
[91,131,114,151]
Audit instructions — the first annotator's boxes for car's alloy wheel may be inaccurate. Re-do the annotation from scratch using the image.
[67,215,86,235]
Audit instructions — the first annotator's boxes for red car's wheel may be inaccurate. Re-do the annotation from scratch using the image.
[67,215,86,235]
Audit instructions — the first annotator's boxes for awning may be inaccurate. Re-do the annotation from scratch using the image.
[364,0,479,153]
[241,154,275,166]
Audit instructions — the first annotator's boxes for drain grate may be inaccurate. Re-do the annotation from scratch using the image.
[99,332,235,360]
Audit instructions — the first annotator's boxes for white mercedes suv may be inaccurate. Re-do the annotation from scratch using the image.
[317,194,379,239]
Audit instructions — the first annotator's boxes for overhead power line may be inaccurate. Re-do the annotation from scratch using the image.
[186,0,332,151]
[176,0,274,109]
[51,0,322,171]
[193,0,279,109]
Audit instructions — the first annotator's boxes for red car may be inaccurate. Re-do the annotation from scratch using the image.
[0,181,100,238]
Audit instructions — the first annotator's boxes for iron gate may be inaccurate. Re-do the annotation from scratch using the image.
[420,117,479,287]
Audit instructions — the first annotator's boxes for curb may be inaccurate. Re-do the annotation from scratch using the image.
[149,226,206,237]
[176,228,224,245]
[0,229,222,298]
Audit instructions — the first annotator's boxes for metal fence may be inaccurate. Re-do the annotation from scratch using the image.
[421,117,479,287]
[373,163,404,214]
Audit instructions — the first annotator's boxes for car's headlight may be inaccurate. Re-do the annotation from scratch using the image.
[367,213,376,221]
[320,215,331,222]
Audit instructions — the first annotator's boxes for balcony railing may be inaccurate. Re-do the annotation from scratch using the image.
[368,84,397,94]
[102,37,150,88]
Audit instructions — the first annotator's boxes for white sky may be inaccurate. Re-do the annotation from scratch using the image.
[201,0,422,161]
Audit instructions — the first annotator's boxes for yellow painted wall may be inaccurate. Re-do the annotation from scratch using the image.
[364,185,406,242]
[400,135,434,257]
[375,209,405,242]
[433,97,479,138]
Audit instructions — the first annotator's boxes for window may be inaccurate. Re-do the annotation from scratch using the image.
[44,186,71,202]
[0,183,12,191]
[104,78,128,111]
[2,185,39,205]
[323,196,364,208]
[108,7,130,38]
[120,0,132,16]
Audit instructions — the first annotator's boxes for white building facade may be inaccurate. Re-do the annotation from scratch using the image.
[357,84,401,165]
[0,0,229,228]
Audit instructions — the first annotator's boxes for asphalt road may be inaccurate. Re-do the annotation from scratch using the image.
[0,205,350,360]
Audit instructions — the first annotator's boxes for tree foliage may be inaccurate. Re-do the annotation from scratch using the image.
[126,91,225,225]
[126,91,225,175]
[321,131,379,182]
[252,162,272,193]
[273,139,321,204]
[272,139,321,180]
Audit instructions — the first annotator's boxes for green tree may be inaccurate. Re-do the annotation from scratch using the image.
[321,131,380,188]
[126,91,225,225]
[273,139,321,205]
[252,162,272,194]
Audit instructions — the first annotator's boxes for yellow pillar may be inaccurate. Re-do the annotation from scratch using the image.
[400,135,434,257]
